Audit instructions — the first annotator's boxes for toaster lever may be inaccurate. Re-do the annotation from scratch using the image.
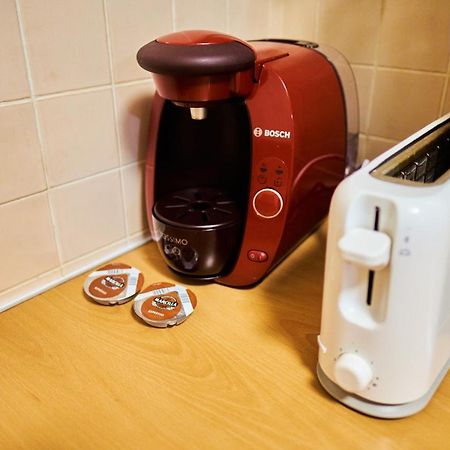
[338,228,391,271]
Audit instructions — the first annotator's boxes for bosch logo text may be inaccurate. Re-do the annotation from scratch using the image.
[253,128,291,139]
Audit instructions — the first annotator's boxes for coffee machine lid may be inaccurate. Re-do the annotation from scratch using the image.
[137,30,256,76]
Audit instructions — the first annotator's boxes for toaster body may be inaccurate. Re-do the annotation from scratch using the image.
[141,32,359,287]
[317,114,450,418]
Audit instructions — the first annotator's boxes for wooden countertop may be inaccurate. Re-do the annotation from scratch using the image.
[1,224,449,450]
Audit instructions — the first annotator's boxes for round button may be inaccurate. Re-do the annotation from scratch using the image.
[334,353,373,393]
[253,188,283,219]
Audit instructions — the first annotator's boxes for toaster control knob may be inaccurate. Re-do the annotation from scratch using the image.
[253,188,283,219]
[334,353,373,393]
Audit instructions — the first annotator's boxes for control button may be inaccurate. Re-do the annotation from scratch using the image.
[257,175,267,184]
[338,227,391,271]
[247,250,268,262]
[253,188,283,219]
[334,353,373,393]
[274,177,283,187]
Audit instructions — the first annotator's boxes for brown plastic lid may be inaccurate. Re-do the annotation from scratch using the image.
[137,30,255,76]
[157,30,248,45]
[133,282,197,327]
[83,263,144,305]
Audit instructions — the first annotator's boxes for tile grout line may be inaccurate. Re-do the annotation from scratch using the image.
[102,0,131,243]
[373,66,448,77]
[364,134,397,143]
[0,79,152,108]
[172,0,177,31]
[267,0,273,37]
[350,64,448,76]
[35,84,111,101]
[0,97,32,107]
[363,0,384,159]
[0,162,148,210]
[314,0,320,41]
[115,78,153,88]
[437,60,450,116]
[14,0,65,270]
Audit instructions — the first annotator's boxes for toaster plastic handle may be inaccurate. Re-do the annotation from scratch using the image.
[338,228,391,271]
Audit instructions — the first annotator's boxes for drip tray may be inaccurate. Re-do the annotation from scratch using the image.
[153,187,241,229]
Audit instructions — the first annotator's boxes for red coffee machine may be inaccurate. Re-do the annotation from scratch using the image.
[137,30,358,287]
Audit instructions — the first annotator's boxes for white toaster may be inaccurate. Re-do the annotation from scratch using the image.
[317,113,450,418]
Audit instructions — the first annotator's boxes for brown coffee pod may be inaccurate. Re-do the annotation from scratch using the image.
[133,282,197,327]
[83,263,144,305]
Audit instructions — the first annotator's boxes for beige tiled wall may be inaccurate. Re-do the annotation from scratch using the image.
[275,0,450,158]
[1,0,449,311]
[0,0,156,311]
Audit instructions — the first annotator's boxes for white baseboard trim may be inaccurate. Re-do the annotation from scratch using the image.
[0,234,152,314]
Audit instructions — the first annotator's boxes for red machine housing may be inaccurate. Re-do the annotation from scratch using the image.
[139,31,355,287]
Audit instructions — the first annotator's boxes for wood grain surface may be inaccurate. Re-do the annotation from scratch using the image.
[1,223,449,450]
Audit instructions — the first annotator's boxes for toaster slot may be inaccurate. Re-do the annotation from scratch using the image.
[365,206,380,306]
[371,118,450,185]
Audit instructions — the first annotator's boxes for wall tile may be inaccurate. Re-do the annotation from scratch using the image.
[369,69,445,140]
[20,0,110,94]
[0,268,62,313]
[357,134,367,164]
[0,0,29,101]
[378,0,450,72]
[107,0,172,83]
[38,89,119,187]
[352,66,374,134]
[269,0,317,41]
[61,239,127,277]
[175,0,227,31]
[122,162,147,234]
[0,193,59,291]
[50,171,126,262]
[115,82,154,164]
[228,0,270,40]
[317,0,382,65]
[365,136,397,161]
[442,80,450,115]
[0,103,46,204]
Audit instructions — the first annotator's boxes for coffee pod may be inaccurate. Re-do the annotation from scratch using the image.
[83,263,144,305]
[133,282,197,327]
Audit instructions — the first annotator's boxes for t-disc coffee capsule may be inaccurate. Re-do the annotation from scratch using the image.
[133,282,197,327]
[83,263,144,305]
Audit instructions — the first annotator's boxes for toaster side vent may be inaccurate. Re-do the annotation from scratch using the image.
[371,118,450,185]
[366,206,380,306]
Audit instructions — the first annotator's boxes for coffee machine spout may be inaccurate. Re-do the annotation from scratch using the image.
[190,107,207,120]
